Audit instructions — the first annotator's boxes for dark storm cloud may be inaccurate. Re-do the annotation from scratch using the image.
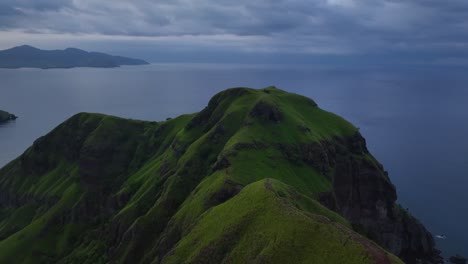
[1,0,468,57]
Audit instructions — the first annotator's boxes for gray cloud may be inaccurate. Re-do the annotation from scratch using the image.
[1,0,468,58]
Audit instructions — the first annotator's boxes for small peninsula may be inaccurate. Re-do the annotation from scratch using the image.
[0,45,149,69]
[0,110,17,123]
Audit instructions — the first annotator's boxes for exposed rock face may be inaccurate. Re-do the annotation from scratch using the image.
[274,131,442,263]
[249,100,283,123]
[292,133,442,264]
[208,179,243,205]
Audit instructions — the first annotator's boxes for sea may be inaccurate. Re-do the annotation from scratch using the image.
[0,63,467,258]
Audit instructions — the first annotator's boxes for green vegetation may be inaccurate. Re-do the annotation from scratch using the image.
[0,87,406,263]
[164,179,387,264]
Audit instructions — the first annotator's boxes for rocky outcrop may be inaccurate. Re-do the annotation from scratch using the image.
[249,100,283,123]
[284,132,442,264]
[0,110,17,123]
[450,255,467,264]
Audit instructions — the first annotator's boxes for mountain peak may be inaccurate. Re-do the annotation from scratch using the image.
[16,45,39,50]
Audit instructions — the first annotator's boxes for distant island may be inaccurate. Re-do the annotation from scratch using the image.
[0,110,17,123]
[0,45,149,69]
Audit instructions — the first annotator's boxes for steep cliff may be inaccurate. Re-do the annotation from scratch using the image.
[0,87,440,263]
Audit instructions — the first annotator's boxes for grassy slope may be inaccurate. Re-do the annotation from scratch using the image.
[163,179,397,264]
[0,87,402,263]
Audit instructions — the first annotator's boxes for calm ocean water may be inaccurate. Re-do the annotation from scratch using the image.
[0,63,467,258]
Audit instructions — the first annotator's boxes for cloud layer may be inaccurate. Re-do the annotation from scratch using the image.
[1,0,468,59]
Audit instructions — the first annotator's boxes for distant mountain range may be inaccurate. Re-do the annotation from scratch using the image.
[0,45,149,69]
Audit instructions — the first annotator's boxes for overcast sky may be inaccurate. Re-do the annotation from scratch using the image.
[1,0,468,64]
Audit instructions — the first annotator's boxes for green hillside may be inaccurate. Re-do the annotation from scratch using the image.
[0,87,439,263]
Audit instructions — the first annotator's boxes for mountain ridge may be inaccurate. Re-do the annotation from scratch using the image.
[0,45,149,69]
[0,87,441,263]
